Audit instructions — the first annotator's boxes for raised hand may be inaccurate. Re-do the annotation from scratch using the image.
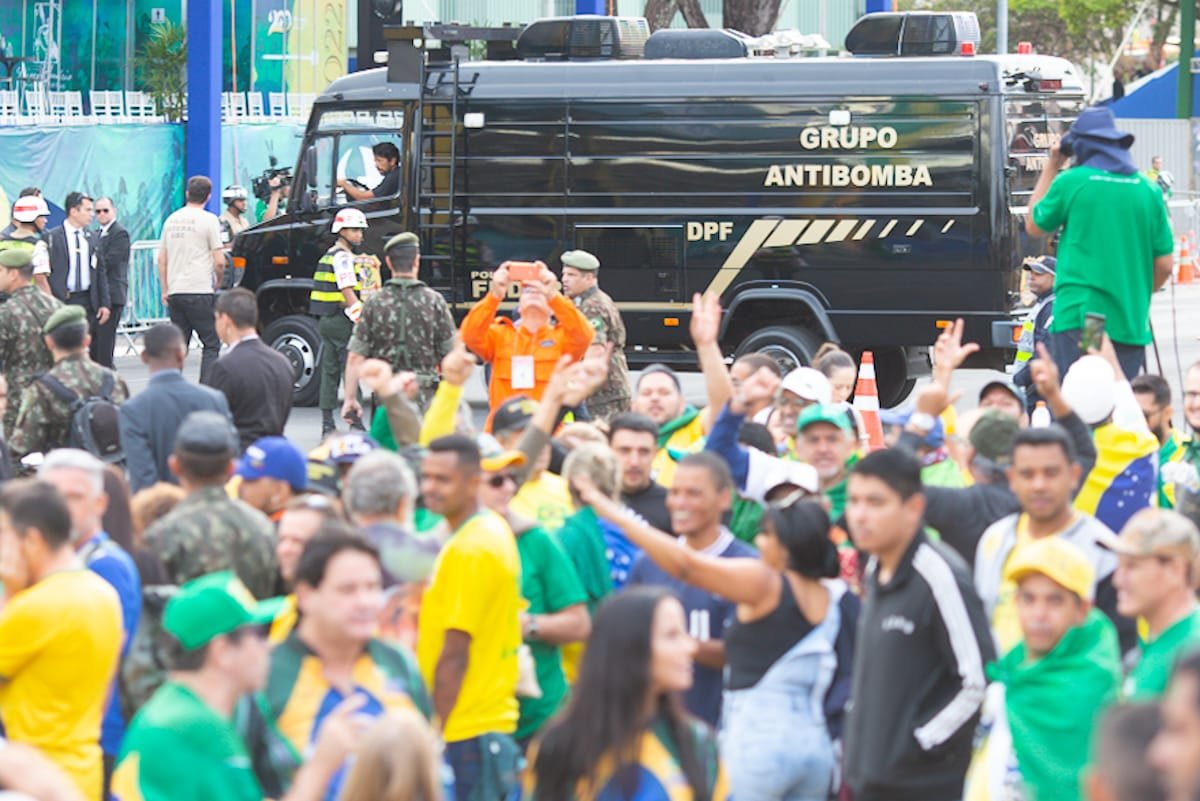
[731,365,778,415]
[689,291,722,348]
[491,263,513,299]
[1029,343,1063,401]
[439,341,478,387]
[931,318,980,386]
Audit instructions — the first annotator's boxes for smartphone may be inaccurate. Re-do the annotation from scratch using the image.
[507,261,539,282]
[1080,312,1106,352]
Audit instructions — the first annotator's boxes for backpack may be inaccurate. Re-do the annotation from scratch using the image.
[36,371,123,462]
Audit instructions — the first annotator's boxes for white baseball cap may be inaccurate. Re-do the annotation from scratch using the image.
[780,367,832,405]
[1061,355,1116,425]
[761,459,820,497]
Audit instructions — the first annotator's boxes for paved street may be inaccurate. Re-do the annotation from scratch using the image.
[113,281,1200,455]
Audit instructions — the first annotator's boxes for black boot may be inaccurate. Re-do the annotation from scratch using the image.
[322,409,336,437]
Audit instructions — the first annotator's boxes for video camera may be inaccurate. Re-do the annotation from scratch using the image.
[252,156,292,200]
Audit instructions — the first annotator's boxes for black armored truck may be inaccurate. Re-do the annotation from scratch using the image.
[232,10,1083,406]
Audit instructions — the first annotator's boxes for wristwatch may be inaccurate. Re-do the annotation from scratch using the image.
[908,412,937,434]
[525,615,540,641]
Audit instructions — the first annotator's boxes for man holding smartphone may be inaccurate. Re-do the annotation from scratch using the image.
[460,260,594,409]
[1026,106,1175,379]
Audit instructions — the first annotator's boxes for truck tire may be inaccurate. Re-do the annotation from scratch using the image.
[264,315,321,408]
[880,378,917,409]
[734,325,823,375]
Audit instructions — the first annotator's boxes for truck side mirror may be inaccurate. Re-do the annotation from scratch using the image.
[305,146,318,188]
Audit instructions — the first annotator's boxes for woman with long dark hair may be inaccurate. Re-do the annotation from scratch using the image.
[572,480,858,801]
[526,586,728,801]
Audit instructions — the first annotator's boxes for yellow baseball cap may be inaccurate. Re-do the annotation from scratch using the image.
[1003,537,1095,602]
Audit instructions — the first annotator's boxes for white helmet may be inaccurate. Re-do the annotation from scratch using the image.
[222,185,248,203]
[11,195,49,223]
[332,208,369,233]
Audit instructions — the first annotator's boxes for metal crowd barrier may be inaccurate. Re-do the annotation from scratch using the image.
[118,240,168,354]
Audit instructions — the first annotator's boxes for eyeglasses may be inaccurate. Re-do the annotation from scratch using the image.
[95,208,112,214]
[486,473,517,489]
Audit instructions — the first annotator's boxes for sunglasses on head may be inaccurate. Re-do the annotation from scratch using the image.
[486,473,517,489]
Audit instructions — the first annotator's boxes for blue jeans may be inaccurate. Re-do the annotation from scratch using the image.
[1048,328,1145,382]
[445,733,521,801]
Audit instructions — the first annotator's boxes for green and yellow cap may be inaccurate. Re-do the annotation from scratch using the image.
[163,571,284,650]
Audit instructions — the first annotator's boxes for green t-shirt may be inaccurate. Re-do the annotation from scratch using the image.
[112,682,263,801]
[555,507,615,615]
[1124,607,1200,700]
[515,526,587,740]
[1032,166,1174,345]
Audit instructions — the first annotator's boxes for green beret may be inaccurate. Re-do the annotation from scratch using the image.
[384,232,420,252]
[43,304,88,335]
[0,244,33,270]
[561,249,600,272]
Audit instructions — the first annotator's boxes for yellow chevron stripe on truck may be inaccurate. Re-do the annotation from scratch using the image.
[700,215,946,297]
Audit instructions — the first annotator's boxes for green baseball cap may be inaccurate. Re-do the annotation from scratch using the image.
[164,571,284,650]
[797,403,852,434]
[42,304,88,335]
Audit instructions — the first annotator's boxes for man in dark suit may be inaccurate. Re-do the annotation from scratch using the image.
[208,288,295,451]
[119,323,233,492]
[45,191,110,360]
[93,197,130,368]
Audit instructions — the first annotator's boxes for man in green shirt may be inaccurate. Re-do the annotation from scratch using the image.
[111,571,363,801]
[1112,508,1200,699]
[1026,106,1175,380]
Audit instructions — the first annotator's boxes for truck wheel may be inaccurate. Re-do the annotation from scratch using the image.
[879,378,917,409]
[735,325,823,375]
[264,315,321,408]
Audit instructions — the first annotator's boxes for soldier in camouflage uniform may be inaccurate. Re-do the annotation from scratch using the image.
[343,232,458,416]
[560,249,630,421]
[0,245,62,438]
[141,410,278,598]
[10,304,128,463]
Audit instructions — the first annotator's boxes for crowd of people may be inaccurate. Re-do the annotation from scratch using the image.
[0,104,1198,801]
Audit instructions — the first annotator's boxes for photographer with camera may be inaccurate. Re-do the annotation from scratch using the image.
[252,159,289,222]
[1025,106,1175,379]
[337,142,400,202]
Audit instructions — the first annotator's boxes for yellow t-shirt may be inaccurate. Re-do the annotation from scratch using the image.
[417,510,522,742]
[510,471,574,532]
[0,570,122,800]
[651,412,707,489]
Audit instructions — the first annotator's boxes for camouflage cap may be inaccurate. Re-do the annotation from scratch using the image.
[0,245,33,270]
[384,232,420,252]
[42,304,88,335]
[561,250,600,272]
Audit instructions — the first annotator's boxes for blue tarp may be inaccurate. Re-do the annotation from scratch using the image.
[1110,52,1199,119]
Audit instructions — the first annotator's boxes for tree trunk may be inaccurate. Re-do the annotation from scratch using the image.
[678,0,711,28]
[723,0,783,35]
[645,0,679,31]
[1149,0,1180,71]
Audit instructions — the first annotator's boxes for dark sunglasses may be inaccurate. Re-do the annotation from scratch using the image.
[95,208,113,214]
[486,473,517,489]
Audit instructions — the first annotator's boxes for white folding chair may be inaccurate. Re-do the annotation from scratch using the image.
[23,85,49,123]
[247,91,264,118]
[64,90,84,119]
[220,91,233,121]
[47,90,66,117]
[267,91,286,116]
[0,90,18,122]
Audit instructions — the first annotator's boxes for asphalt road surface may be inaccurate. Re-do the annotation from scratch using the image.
[112,282,1200,455]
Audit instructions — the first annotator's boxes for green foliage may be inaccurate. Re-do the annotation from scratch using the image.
[898,0,1136,69]
[136,21,187,122]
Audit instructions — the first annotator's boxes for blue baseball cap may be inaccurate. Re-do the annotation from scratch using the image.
[236,437,308,491]
[880,407,945,449]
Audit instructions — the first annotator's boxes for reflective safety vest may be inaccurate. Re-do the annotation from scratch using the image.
[309,247,358,316]
[1013,293,1054,365]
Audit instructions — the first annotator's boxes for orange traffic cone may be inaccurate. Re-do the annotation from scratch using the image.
[853,351,886,452]
[1178,235,1196,285]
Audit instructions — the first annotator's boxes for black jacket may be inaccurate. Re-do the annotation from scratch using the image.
[119,370,232,492]
[844,531,994,801]
[207,337,295,452]
[97,221,131,307]
[45,224,110,310]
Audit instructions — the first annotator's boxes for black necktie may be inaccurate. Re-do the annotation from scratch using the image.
[73,230,83,292]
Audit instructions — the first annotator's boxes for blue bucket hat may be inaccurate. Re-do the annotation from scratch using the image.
[1063,106,1133,148]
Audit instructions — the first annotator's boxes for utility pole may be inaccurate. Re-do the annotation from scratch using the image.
[1179,0,1196,119]
[997,0,1008,54]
